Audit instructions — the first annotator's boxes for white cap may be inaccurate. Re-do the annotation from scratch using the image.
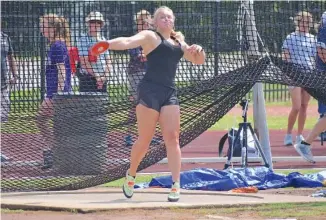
[86,11,105,23]
[322,11,326,26]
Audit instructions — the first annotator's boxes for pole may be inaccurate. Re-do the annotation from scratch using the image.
[213,1,219,77]
[131,1,136,33]
[40,3,46,102]
[243,0,273,169]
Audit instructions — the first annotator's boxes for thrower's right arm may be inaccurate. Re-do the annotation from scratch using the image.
[107,30,149,51]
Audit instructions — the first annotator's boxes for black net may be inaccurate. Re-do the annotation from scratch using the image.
[1,1,325,192]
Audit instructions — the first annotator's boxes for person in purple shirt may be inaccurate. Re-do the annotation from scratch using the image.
[38,13,72,169]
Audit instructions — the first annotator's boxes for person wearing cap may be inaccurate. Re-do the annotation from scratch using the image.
[294,11,326,163]
[282,11,316,147]
[77,11,111,92]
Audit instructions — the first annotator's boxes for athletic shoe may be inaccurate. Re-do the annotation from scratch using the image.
[294,143,315,163]
[122,169,135,198]
[296,135,304,144]
[284,134,293,146]
[125,135,133,147]
[168,182,180,202]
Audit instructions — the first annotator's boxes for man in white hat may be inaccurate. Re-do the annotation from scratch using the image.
[294,11,326,163]
[77,11,111,92]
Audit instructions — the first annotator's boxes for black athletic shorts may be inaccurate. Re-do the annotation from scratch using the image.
[137,80,179,112]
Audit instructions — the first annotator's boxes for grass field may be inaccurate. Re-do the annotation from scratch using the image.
[210,100,318,131]
[1,101,318,134]
[209,112,318,131]
[188,202,326,219]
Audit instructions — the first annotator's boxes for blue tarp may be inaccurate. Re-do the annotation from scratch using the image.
[135,167,326,191]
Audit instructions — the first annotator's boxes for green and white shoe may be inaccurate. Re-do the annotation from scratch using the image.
[168,182,180,202]
[122,170,135,198]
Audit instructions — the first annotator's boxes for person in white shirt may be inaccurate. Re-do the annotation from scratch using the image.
[282,11,316,146]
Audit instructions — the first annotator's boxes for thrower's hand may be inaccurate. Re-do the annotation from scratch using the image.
[186,44,203,54]
[183,43,205,65]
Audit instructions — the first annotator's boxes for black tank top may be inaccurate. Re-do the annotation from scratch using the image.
[143,31,184,88]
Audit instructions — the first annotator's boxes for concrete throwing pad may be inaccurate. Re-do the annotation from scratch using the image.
[1,188,326,212]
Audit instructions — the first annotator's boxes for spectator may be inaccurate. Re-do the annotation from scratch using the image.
[282,11,316,146]
[124,9,154,146]
[1,31,19,162]
[316,11,326,140]
[38,13,72,169]
[294,116,326,163]
[294,11,326,163]
[77,11,111,92]
[1,31,18,123]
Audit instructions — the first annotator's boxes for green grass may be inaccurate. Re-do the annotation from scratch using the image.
[276,169,324,175]
[2,100,318,134]
[2,202,326,218]
[0,208,25,214]
[209,100,318,131]
[8,82,305,113]
[257,202,326,218]
[3,84,319,134]
[264,99,317,107]
[1,115,39,133]
[209,114,317,131]
[1,173,159,191]
[190,202,326,219]
[1,177,85,191]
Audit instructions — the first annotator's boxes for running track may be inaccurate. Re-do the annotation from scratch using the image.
[2,105,325,174]
[142,130,326,173]
[1,129,325,179]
